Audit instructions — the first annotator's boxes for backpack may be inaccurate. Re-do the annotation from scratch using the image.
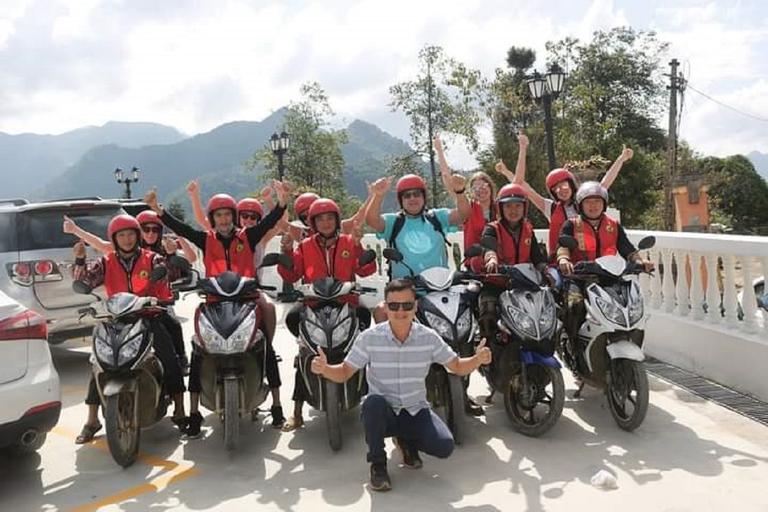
[387,210,451,278]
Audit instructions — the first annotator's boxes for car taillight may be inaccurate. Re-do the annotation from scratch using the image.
[0,309,48,341]
[7,260,62,286]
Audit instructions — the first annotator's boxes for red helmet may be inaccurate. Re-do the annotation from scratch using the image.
[496,184,529,217]
[237,198,264,219]
[396,174,427,206]
[294,192,319,218]
[136,210,162,226]
[545,168,578,198]
[206,194,237,224]
[108,215,141,247]
[307,198,341,233]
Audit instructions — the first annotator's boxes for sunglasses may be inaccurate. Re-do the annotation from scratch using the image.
[472,183,490,192]
[401,190,423,200]
[386,301,415,312]
[141,225,162,234]
[239,212,260,221]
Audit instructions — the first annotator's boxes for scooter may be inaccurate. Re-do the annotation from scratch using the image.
[558,235,656,431]
[383,248,480,444]
[74,281,170,468]
[283,249,378,451]
[184,253,287,450]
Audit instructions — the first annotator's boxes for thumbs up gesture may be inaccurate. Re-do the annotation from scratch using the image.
[475,338,492,365]
[311,347,328,375]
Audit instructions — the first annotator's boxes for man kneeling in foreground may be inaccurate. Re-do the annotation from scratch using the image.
[310,278,492,492]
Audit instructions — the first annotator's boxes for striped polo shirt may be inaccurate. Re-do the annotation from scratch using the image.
[345,321,457,415]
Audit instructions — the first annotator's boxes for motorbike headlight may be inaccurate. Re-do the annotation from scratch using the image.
[456,308,472,340]
[595,296,627,327]
[331,317,353,347]
[198,313,227,354]
[93,325,113,364]
[628,297,644,325]
[117,321,144,366]
[303,308,328,348]
[228,311,257,352]
[506,306,537,338]
[424,311,453,340]
[538,301,556,337]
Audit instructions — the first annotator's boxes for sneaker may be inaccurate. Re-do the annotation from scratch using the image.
[270,406,286,429]
[369,463,392,491]
[394,437,423,470]
[464,397,485,416]
[185,411,204,438]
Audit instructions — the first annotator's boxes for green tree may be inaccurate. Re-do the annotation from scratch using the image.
[389,45,486,207]
[167,199,186,222]
[700,155,768,233]
[250,82,348,200]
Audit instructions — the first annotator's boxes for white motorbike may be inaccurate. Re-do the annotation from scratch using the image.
[558,235,656,431]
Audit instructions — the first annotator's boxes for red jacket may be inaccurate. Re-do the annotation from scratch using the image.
[104,249,173,301]
[469,220,534,274]
[568,214,619,263]
[463,200,493,251]
[203,229,255,278]
[548,201,569,257]
[278,233,376,306]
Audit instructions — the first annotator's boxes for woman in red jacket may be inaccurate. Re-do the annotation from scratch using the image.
[277,198,377,431]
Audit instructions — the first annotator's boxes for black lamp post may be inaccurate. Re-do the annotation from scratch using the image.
[114,166,140,199]
[527,69,566,171]
[270,131,291,180]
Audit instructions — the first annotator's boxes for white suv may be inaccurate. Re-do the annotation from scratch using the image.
[0,290,61,453]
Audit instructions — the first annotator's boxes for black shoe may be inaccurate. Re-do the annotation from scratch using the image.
[185,411,204,438]
[465,397,485,416]
[395,438,423,470]
[178,354,190,377]
[270,406,286,428]
[171,415,188,433]
[369,463,392,492]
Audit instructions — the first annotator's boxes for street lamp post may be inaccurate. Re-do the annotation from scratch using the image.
[270,131,291,181]
[527,69,567,171]
[114,166,141,199]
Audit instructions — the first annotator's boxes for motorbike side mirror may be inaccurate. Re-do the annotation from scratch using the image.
[150,266,168,282]
[261,252,293,271]
[358,248,377,267]
[558,235,578,250]
[72,280,93,295]
[480,236,497,251]
[758,294,768,311]
[382,248,403,263]
[463,244,484,258]
[168,255,191,273]
[637,236,656,250]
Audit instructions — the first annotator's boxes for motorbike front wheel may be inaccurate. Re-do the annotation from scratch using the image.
[324,380,343,451]
[223,378,240,451]
[105,391,140,467]
[504,365,565,437]
[607,359,649,431]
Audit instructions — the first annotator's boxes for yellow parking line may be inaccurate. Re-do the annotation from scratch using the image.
[52,426,199,511]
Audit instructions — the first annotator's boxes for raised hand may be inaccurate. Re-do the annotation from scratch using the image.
[310,347,327,375]
[73,241,86,259]
[494,160,514,179]
[433,136,445,156]
[63,215,77,235]
[370,177,393,197]
[280,232,294,253]
[475,338,491,365]
[162,236,178,255]
[451,173,467,193]
[144,188,161,213]
[272,180,290,207]
[260,186,272,202]
[620,144,633,162]
[187,180,199,195]
[518,132,529,150]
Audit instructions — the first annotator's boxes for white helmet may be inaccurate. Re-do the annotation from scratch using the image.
[576,181,608,209]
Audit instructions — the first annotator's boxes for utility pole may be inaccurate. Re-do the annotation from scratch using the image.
[665,58,681,231]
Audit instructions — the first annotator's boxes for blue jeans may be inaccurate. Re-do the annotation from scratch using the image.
[361,394,454,465]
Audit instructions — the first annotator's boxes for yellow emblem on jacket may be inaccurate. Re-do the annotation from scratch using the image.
[139,269,149,280]
[236,243,244,252]
[341,249,350,259]
[605,224,615,233]
[524,238,531,246]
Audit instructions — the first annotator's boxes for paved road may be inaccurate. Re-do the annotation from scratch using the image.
[2,293,768,512]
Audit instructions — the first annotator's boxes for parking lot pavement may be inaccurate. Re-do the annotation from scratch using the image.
[2,293,768,511]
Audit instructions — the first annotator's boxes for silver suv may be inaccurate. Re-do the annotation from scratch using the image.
[0,198,126,344]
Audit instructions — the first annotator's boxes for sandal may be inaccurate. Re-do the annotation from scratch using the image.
[75,423,102,444]
[280,416,304,432]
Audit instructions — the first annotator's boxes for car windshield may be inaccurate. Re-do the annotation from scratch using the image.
[18,206,124,251]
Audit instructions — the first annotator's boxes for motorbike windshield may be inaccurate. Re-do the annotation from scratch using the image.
[312,278,344,298]
[105,293,139,316]
[595,255,627,277]
[420,267,454,291]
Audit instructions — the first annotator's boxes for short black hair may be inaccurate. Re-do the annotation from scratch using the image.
[384,278,416,300]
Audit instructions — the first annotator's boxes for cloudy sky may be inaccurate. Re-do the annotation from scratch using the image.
[0,0,766,167]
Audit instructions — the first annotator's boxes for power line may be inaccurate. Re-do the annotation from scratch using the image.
[686,83,768,123]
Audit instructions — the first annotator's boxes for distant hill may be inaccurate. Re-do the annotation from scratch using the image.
[32,113,424,213]
[747,151,768,181]
[1,121,186,198]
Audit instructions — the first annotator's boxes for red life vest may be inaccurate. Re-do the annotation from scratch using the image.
[468,221,533,276]
[463,200,493,251]
[548,201,569,256]
[569,214,619,263]
[103,249,173,301]
[203,229,255,278]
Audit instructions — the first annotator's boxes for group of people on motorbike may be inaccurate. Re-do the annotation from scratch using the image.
[66,131,654,491]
